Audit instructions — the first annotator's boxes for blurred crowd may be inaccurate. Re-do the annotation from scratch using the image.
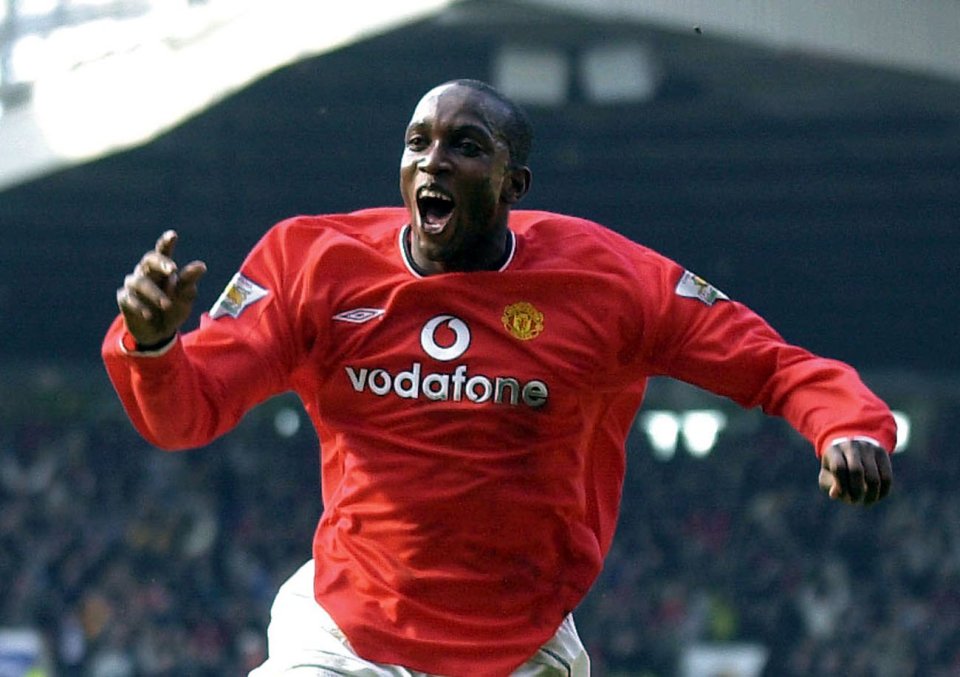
[1,387,320,676]
[583,406,960,677]
[1,371,957,676]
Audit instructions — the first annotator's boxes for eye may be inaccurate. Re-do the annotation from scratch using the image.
[406,134,428,151]
[456,139,482,157]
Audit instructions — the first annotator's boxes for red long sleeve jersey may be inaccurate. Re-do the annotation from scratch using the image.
[103,208,895,676]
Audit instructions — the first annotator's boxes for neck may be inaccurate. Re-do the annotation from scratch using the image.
[405,226,512,276]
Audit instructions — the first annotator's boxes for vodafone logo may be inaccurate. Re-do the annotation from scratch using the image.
[344,314,548,409]
[420,315,470,361]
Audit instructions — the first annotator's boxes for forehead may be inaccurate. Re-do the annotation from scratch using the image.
[406,84,506,135]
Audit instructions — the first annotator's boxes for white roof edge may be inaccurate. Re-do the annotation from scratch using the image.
[519,0,960,84]
[0,0,459,192]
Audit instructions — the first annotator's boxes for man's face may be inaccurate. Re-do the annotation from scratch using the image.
[400,83,525,273]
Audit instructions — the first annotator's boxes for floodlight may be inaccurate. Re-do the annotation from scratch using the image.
[681,410,727,457]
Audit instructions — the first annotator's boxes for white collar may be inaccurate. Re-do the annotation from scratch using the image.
[398,225,517,278]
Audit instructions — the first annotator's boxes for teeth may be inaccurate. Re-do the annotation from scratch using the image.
[418,188,452,202]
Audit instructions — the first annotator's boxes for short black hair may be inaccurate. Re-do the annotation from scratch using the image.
[446,79,533,168]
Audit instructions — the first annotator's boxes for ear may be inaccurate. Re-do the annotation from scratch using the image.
[501,166,532,205]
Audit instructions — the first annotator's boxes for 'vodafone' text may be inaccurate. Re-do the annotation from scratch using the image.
[345,363,548,409]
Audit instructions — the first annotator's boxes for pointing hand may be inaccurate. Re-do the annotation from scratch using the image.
[116,230,207,347]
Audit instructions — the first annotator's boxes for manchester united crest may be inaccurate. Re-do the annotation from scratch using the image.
[502,302,544,341]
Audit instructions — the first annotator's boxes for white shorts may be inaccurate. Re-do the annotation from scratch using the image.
[248,560,590,676]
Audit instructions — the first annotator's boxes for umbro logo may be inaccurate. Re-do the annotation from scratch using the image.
[333,308,385,324]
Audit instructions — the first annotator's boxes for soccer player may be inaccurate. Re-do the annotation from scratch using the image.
[103,79,895,676]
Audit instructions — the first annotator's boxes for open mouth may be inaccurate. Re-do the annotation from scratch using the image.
[416,187,455,234]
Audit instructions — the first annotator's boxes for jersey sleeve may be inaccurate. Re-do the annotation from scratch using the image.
[633,255,897,457]
[102,222,303,450]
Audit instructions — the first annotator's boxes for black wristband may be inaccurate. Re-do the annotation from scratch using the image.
[135,335,176,352]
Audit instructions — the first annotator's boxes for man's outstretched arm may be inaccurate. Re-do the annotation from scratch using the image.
[104,228,293,450]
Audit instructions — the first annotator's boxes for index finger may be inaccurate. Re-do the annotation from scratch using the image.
[821,444,850,498]
[875,445,893,501]
[155,230,178,258]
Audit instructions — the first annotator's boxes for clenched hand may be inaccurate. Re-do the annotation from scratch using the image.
[819,438,893,506]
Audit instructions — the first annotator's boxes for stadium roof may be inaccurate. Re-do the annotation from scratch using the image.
[0,0,458,191]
